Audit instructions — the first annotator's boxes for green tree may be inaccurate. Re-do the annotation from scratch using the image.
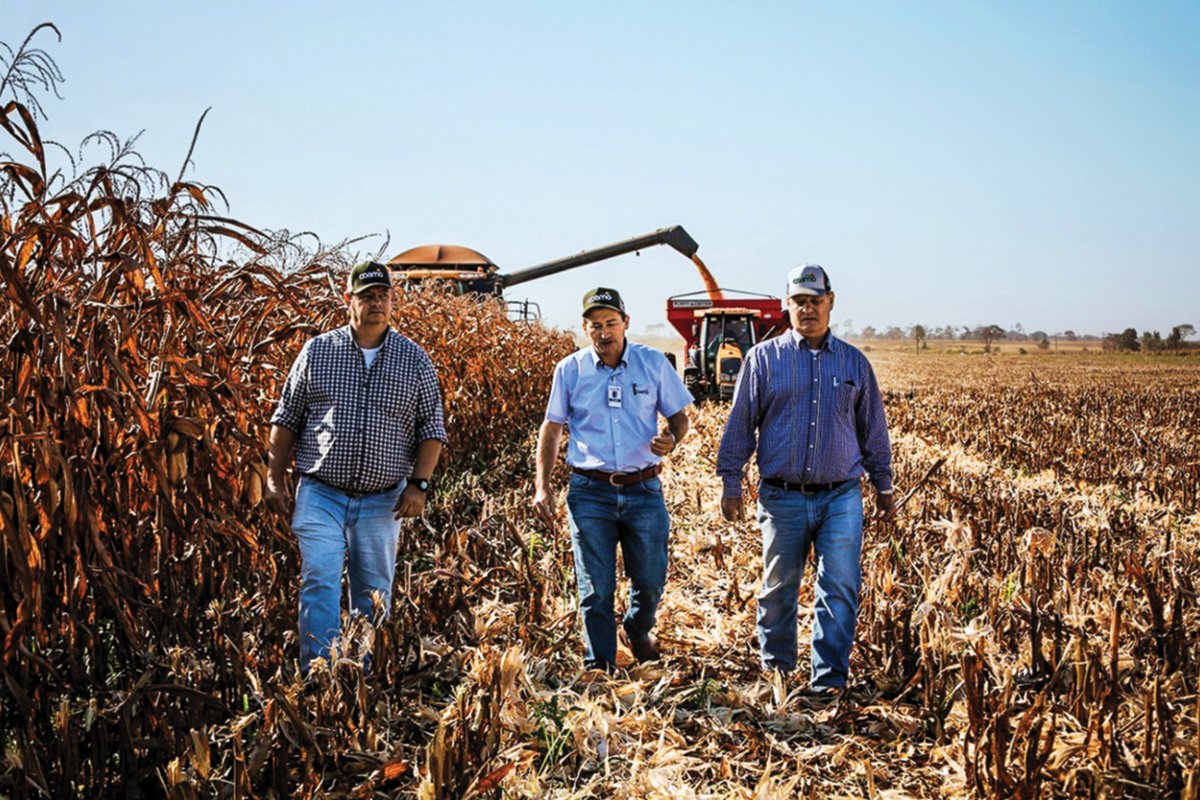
[981,324,1006,354]
[1168,323,1195,350]
[912,324,927,352]
[1117,328,1140,352]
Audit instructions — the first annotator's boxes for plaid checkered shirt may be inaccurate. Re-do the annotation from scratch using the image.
[270,325,447,494]
[716,331,893,498]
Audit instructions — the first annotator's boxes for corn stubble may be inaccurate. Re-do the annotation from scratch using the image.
[5,27,1200,800]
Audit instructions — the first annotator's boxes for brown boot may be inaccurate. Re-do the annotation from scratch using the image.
[627,635,661,663]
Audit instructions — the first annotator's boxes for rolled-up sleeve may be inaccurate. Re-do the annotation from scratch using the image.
[855,363,893,492]
[544,360,571,425]
[656,354,693,419]
[414,352,448,444]
[716,349,762,498]
[270,340,311,434]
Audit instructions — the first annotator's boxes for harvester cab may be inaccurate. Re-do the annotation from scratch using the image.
[667,289,788,401]
[386,244,500,295]
[387,226,699,320]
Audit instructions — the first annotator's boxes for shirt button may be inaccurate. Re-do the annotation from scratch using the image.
[809,444,814,448]
[811,422,815,426]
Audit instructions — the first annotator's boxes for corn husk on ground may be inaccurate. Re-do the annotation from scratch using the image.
[5,26,1200,799]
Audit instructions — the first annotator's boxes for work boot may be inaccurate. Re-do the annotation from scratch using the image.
[799,684,841,709]
[627,635,661,663]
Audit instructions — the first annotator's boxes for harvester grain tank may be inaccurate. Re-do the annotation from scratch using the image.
[666,289,788,401]
[387,226,700,318]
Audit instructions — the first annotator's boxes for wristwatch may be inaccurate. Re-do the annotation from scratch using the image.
[409,478,431,493]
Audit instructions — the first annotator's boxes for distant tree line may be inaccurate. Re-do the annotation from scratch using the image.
[1102,324,1196,353]
[838,322,1196,354]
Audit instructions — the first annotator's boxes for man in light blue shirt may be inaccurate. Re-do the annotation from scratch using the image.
[534,287,692,671]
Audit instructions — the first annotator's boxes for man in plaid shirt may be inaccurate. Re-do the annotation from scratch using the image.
[266,261,447,673]
[717,264,895,696]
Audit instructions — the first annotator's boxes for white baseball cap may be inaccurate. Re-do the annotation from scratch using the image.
[786,264,831,297]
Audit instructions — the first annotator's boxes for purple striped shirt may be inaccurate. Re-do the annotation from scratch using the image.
[716,331,893,498]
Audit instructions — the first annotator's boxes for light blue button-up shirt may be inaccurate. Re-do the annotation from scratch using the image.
[545,342,693,472]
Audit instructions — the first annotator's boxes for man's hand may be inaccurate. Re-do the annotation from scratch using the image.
[265,474,291,516]
[875,490,897,522]
[533,488,558,526]
[265,424,295,516]
[650,428,676,457]
[393,484,427,519]
[720,496,744,522]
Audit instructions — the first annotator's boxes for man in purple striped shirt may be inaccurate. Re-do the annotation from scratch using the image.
[717,264,895,694]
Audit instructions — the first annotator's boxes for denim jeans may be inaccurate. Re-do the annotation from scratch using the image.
[756,478,863,687]
[292,477,405,671]
[565,473,670,670]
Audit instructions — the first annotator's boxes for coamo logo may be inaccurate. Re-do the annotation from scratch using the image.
[793,273,817,284]
[589,293,614,303]
[359,270,386,282]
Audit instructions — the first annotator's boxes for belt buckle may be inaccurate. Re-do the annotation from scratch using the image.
[608,471,630,486]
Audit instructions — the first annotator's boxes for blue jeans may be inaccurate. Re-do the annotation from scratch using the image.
[756,479,863,687]
[292,477,405,671]
[565,473,670,670]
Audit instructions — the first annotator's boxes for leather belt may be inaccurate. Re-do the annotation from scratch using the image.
[573,464,663,486]
[307,475,400,498]
[762,477,854,494]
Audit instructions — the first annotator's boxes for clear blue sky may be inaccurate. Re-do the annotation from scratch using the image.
[5,2,1198,338]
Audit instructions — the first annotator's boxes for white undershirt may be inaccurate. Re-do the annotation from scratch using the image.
[360,345,381,368]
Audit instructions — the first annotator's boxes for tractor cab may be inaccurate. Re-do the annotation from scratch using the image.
[666,289,787,402]
[690,308,761,400]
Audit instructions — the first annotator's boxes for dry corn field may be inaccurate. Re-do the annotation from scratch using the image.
[5,27,1200,800]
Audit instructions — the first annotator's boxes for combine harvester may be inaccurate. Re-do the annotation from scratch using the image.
[385,223,782,401]
[666,260,788,401]
[386,226,699,320]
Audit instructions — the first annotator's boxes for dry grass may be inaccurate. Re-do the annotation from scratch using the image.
[5,26,1200,799]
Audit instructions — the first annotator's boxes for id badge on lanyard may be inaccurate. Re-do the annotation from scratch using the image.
[608,383,623,409]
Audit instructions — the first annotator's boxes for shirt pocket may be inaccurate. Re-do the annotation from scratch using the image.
[630,382,657,415]
[376,394,415,451]
[836,380,857,417]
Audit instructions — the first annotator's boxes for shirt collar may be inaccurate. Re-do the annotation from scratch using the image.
[590,340,629,369]
[789,329,836,352]
[341,324,392,351]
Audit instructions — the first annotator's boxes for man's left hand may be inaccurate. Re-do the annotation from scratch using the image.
[875,490,897,522]
[394,484,427,519]
[650,430,676,457]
